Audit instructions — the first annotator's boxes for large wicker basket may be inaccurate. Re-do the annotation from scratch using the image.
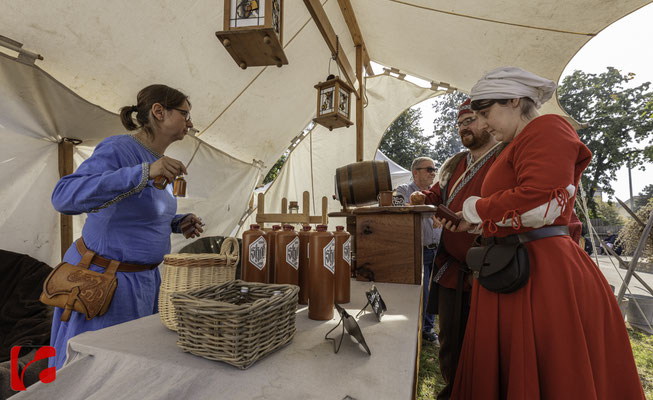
[159,237,239,331]
[171,280,299,369]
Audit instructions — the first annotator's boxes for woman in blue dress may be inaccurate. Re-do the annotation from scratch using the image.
[49,84,203,369]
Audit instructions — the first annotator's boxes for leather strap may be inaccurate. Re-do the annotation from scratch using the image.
[76,238,159,272]
[483,225,570,246]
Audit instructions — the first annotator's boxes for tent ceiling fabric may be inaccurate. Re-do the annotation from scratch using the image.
[355,0,649,90]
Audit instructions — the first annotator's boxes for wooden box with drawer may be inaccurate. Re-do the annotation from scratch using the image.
[353,206,435,285]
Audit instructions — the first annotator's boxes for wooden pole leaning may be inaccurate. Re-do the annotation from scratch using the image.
[58,140,74,258]
[616,209,653,309]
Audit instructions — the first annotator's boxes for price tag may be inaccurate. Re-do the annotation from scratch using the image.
[365,285,387,321]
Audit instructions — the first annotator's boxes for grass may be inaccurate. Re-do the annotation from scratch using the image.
[416,320,653,399]
[628,326,653,399]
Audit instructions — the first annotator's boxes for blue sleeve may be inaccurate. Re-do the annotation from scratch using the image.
[51,139,150,215]
[171,213,191,233]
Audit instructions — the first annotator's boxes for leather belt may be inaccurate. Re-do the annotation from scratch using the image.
[482,225,570,246]
[76,237,159,272]
[424,243,438,250]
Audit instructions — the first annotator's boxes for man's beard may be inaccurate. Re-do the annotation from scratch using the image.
[461,129,491,150]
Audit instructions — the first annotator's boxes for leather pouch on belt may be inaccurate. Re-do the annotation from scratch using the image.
[466,242,530,294]
[40,248,118,322]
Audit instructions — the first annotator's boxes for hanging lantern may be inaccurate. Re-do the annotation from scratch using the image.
[215,0,288,69]
[313,75,354,131]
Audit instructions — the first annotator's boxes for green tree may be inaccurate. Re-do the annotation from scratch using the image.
[596,201,624,225]
[431,91,469,166]
[634,184,653,211]
[379,107,431,170]
[263,153,287,185]
[558,68,653,216]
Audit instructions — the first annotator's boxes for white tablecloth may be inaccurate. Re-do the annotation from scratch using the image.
[13,280,421,400]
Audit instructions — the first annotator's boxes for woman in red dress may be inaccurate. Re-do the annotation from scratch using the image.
[445,67,644,399]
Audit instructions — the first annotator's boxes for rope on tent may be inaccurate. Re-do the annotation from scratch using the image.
[577,182,653,332]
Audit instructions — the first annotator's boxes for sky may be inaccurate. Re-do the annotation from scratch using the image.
[411,3,653,202]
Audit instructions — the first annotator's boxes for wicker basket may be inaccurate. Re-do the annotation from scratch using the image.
[171,280,299,369]
[159,237,239,331]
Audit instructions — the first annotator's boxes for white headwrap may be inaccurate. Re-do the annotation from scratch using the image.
[470,66,557,109]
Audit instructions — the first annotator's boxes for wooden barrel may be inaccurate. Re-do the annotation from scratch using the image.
[334,161,393,207]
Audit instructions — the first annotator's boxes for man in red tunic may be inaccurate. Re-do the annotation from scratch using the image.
[415,98,501,400]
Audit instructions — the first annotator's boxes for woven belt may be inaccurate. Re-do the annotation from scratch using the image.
[76,237,159,272]
[482,225,570,246]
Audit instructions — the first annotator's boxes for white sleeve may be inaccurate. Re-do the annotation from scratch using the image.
[462,185,576,229]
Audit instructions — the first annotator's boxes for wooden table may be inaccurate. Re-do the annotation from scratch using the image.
[14,280,422,400]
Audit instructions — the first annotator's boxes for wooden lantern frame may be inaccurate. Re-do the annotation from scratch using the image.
[215,0,289,69]
[313,76,354,131]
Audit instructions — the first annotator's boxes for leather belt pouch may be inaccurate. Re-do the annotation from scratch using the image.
[40,247,118,321]
[466,242,530,294]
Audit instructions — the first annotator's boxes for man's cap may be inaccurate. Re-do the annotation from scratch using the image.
[458,98,472,118]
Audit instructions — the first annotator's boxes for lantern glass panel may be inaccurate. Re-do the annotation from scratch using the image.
[338,88,350,118]
[272,0,281,36]
[230,0,266,28]
[319,86,335,115]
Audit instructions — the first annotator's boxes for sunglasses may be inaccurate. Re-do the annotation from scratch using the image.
[325,303,371,355]
[416,167,437,173]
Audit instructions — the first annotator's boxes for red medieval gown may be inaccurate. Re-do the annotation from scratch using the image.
[451,115,644,399]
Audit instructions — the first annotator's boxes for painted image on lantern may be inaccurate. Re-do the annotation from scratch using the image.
[320,87,334,113]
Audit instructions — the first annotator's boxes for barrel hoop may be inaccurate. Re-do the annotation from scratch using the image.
[347,164,356,205]
[335,167,343,201]
[384,161,392,190]
[372,162,380,195]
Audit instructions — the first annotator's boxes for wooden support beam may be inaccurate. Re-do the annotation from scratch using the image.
[58,140,74,258]
[356,45,364,162]
[303,0,359,95]
[337,0,373,74]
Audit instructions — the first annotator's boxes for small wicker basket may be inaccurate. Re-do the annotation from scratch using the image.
[159,237,239,331]
[171,280,299,369]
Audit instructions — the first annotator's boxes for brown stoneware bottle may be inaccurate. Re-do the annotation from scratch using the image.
[242,224,267,283]
[333,226,351,304]
[267,225,282,283]
[298,225,313,305]
[275,225,299,285]
[308,224,335,320]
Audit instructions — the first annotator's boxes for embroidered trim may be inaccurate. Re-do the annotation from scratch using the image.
[447,145,501,207]
[433,259,452,283]
[90,162,150,212]
[129,134,163,159]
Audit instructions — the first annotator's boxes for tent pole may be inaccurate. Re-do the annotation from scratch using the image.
[58,140,74,258]
[356,45,364,162]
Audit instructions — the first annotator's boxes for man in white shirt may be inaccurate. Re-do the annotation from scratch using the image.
[395,157,442,344]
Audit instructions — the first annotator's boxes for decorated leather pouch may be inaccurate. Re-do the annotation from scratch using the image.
[40,248,118,321]
[465,242,530,294]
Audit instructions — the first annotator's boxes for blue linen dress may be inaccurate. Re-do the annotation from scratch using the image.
[49,134,187,369]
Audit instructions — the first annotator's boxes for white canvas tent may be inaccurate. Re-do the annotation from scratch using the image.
[375,150,413,189]
[1,0,651,267]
